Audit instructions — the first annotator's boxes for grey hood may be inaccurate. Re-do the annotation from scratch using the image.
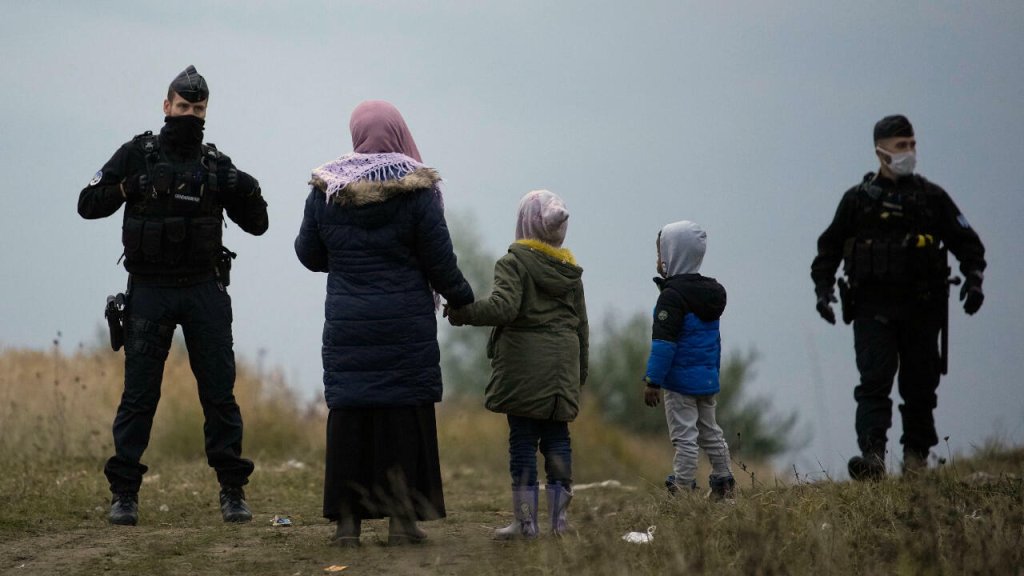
[659,220,707,276]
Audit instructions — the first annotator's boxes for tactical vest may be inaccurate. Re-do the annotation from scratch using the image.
[842,173,947,291]
[121,132,225,273]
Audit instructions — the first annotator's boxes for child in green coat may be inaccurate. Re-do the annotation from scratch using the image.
[446,189,589,538]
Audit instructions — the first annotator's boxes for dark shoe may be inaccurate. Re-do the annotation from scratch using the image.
[665,475,697,496]
[333,517,361,547]
[709,475,736,501]
[109,492,138,526]
[220,486,253,523]
[902,449,928,477]
[848,452,886,481]
[494,485,539,540]
[388,517,427,545]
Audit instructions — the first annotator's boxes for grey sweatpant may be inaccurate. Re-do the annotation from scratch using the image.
[663,390,732,484]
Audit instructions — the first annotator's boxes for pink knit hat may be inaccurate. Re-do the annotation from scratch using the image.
[515,189,569,248]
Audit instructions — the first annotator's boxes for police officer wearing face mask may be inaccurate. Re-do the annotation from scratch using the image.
[810,115,986,481]
[78,65,268,525]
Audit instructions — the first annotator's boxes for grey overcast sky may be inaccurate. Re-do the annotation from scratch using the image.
[2,1,1022,478]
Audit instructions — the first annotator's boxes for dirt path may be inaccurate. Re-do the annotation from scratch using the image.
[1,510,523,576]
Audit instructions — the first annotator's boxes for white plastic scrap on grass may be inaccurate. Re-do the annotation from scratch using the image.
[271,514,293,527]
[622,526,656,543]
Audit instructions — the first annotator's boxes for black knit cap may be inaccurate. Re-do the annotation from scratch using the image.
[169,65,209,102]
[873,114,914,142]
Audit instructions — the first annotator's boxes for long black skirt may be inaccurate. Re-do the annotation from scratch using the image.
[323,404,446,522]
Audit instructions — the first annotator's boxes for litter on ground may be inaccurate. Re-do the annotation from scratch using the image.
[622,526,656,543]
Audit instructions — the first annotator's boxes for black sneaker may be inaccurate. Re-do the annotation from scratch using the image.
[220,486,252,523]
[709,475,736,501]
[665,475,697,495]
[109,492,138,526]
[848,453,886,481]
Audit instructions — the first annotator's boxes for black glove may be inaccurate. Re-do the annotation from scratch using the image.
[121,173,149,200]
[816,290,837,325]
[960,270,984,315]
[230,170,264,200]
[217,164,238,194]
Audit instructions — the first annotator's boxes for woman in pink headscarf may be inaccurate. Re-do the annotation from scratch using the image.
[296,100,474,546]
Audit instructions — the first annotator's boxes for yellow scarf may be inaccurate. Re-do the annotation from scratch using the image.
[515,239,577,266]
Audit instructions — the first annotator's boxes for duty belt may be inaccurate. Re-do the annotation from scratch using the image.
[129,271,217,286]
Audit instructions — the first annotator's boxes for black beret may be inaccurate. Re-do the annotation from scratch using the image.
[169,65,209,102]
[873,115,914,142]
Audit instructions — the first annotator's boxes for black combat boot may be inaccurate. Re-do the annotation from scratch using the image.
[220,486,253,523]
[902,448,928,478]
[109,492,139,526]
[848,451,886,481]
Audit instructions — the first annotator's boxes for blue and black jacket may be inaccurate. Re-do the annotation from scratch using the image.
[643,273,727,396]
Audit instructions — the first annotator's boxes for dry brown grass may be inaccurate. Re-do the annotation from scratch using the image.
[0,341,323,466]
[0,341,760,488]
[6,345,1018,575]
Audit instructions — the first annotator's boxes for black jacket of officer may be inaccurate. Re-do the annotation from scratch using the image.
[811,118,985,320]
[78,69,268,281]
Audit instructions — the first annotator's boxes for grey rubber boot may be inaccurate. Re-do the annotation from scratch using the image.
[546,484,573,536]
[494,486,539,540]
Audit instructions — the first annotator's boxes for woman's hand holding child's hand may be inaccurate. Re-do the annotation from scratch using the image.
[444,304,467,326]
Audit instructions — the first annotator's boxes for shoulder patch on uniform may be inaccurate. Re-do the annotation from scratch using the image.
[89,170,102,186]
[956,214,971,229]
[656,309,669,322]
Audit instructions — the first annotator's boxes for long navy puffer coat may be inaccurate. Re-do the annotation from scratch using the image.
[295,167,474,408]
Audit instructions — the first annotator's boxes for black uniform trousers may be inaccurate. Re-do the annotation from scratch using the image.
[852,302,942,458]
[104,279,254,493]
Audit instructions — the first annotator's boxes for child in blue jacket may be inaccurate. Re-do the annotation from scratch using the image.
[642,220,735,499]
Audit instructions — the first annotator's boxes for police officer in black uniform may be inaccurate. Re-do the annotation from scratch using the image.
[78,66,268,524]
[811,115,986,480]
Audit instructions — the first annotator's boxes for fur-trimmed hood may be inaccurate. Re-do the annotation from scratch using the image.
[311,167,441,207]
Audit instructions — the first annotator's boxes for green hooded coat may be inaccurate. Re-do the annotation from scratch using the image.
[457,240,589,421]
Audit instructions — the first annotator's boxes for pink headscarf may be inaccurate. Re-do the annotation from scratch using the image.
[515,190,570,248]
[349,100,422,162]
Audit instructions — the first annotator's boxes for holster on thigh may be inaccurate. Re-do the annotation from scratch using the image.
[125,316,175,360]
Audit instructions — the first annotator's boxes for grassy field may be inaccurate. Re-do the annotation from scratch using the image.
[1,344,1022,575]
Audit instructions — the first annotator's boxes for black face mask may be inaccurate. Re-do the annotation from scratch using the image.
[162,114,205,150]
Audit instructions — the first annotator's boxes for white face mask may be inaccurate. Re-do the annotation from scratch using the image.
[877,146,916,176]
